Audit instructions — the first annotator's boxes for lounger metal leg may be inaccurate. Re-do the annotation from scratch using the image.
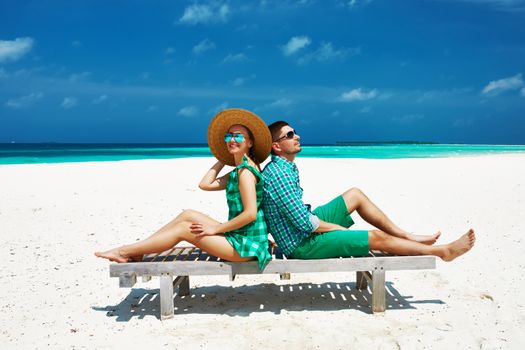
[356,271,367,290]
[159,274,174,320]
[372,269,386,313]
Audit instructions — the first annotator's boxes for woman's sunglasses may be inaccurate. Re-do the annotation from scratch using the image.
[224,133,245,143]
[273,130,297,142]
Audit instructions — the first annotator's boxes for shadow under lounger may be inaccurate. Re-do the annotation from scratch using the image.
[109,246,436,320]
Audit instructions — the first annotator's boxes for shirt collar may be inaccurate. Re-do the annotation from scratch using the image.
[271,154,297,172]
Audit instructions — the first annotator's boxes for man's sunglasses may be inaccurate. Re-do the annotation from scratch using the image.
[273,130,297,142]
[224,133,245,143]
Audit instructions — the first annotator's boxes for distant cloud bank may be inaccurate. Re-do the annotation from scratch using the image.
[5,92,43,109]
[0,37,34,63]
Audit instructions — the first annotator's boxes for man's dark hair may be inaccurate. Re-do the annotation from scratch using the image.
[267,121,289,154]
[268,121,289,141]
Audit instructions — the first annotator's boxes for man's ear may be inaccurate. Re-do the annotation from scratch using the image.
[271,142,280,153]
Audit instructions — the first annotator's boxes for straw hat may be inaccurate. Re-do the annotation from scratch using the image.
[207,108,272,166]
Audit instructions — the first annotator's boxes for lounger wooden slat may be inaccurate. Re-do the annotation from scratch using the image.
[109,247,436,320]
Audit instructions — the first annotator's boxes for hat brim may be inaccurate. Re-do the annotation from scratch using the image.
[208,109,272,166]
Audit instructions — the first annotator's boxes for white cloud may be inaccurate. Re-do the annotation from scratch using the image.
[0,68,7,79]
[5,92,43,109]
[222,53,248,64]
[298,42,360,65]
[178,105,199,117]
[179,3,230,25]
[0,37,34,63]
[72,40,82,48]
[341,88,379,102]
[482,73,524,96]
[193,39,216,55]
[92,94,108,104]
[141,72,150,80]
[269,98,292,108]
[521,87,525,97]
[61,97,78,109]
[282,36,311,56]
[165,47,175,54]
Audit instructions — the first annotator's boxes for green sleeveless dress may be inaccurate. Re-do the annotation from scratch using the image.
[225,156,271,270]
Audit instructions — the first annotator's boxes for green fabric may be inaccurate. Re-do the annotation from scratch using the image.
[312,195,355,228]
[262,155,314,256]
[225,156,271,269]
[290,195,369,259]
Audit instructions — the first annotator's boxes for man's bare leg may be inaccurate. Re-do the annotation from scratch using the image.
[342,187,440,244]
[368,228,475,261]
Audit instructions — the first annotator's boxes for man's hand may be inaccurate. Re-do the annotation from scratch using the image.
[314,219,347,233]
[190,223,222,237]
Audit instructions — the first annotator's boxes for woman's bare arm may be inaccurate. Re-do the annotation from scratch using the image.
[191,168,258,236]
[198,161,230,191]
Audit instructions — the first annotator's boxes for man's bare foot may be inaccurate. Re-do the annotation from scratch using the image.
[407,231,441,245]
[441,229,476,262]
[94,247,129,263]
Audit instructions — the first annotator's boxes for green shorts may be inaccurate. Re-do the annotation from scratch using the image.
[290,196,369,259]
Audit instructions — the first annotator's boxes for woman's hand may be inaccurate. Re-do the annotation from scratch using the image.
[190,222,222,237]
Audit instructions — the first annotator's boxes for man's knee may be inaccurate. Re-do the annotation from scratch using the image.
[343,187,365,200]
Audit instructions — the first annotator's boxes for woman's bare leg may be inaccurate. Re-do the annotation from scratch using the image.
[95,209,253,263]
[342,187,441,244]
[368,228,475,261]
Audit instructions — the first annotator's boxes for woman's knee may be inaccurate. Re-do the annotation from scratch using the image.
[178,209,199,221]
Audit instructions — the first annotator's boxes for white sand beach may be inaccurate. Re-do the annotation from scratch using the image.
[1,155,524,349]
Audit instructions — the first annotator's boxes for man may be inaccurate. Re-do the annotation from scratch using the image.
[262,121,475,261]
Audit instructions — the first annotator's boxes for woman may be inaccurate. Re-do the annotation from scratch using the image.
[95,109,272,270]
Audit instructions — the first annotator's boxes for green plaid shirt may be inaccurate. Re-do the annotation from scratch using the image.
[262,155,314,256]
[225,156,271,270]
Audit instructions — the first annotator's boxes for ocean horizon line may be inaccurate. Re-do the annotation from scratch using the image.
[2,141,525,147]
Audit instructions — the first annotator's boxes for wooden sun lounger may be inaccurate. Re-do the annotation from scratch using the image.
[109,246,436,320]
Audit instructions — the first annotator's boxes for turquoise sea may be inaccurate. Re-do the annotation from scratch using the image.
[1,143,525,165]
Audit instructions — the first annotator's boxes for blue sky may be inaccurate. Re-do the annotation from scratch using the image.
[1,0,525,144]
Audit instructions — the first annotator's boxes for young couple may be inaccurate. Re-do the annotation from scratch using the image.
[96,109,475,268]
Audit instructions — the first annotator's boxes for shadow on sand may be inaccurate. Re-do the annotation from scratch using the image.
[92,281,444,321]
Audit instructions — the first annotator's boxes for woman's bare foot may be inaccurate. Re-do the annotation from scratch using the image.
[94,247,130,263]
[407,231,441,245]
[441,229,476,262]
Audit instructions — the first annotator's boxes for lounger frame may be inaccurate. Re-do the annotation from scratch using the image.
[109,247,436,320]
